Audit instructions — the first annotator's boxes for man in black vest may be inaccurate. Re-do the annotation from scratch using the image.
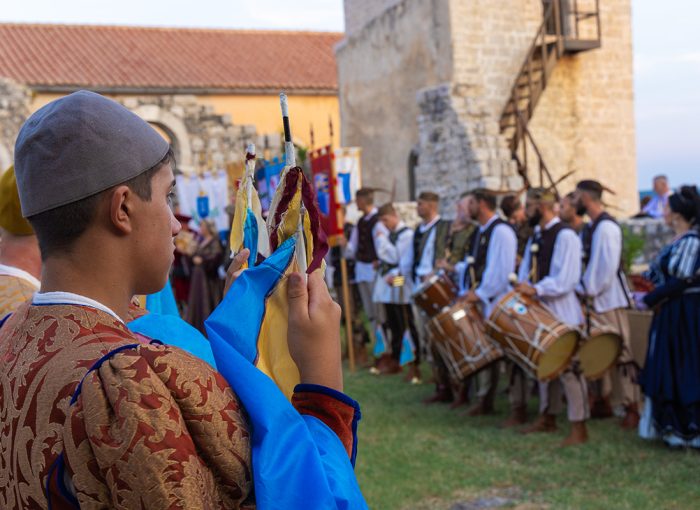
[344,188,387,356]
[412,191,454,402]
[574,180,639,429]
[515,188,590,446]
[457,189,517,416]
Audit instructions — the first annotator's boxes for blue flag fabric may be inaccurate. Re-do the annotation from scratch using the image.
[205,236,368,509]
[373,325,387,358]
[145,279,180,316]
[399,330,416,366]
[243,207,259,267]
[127,312,217,369]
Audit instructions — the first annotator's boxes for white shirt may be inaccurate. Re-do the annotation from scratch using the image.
[344,208,388,283]
[0,263,40,290]
[457,215,517,318]
[642,192,670,219]
[414,216,441,284]
[518,217,583,326]
[372,222,414,304]
[33,291,124,323]
[577,218,631,313]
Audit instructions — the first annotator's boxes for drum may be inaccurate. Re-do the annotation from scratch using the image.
[412,272,457,317]
[578,312,623,380]
[487,291,580,381]
[426,302,503,382]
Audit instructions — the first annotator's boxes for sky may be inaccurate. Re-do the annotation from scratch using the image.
[0,0,697,190]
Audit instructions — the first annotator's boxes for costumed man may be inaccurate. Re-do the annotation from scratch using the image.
[515,188,590,446]
[0,166,40,317]
[413,191,452,403]
[559,191,586,233]
[344,188,387,362]
[0,91,362,508]
[457,189,517,416]
[574,179,640,429]
[499,193,533,425]
[373,203,420,380]
[435,192,478,407]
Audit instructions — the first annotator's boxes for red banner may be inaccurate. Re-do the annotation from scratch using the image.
[310,145,342,238]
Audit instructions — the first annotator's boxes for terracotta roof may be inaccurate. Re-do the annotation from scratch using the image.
[0,23,341,93]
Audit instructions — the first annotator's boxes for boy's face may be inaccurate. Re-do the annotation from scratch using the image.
[379,213,398,231]
[131,163,181,294]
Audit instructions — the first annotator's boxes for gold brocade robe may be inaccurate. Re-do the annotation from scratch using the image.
[0,273,38,318]
[0,303,254,509]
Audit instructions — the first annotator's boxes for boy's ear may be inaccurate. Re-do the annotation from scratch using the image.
[108,185,134,235]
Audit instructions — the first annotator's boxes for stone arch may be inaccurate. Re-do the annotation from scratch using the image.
[130,104,194,175]
[120,96,259,177]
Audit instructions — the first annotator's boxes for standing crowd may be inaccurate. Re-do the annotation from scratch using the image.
[338,180,700,450]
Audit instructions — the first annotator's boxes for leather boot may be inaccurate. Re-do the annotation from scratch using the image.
[403,363,422,384]
[380,356,402,375]
[449,382,470,410]
[466,398,495,417]
[621,403,640,429]
[520,413,557,434]
[590,396,613,419]
[423,384,453,405]
[560,421,589,447]
[501,405,528,428]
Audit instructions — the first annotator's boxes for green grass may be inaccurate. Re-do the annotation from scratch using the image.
[344,363,700,510]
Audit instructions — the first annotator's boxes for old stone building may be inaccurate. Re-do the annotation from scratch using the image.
[0,24,342,174]
[336,0,638,216]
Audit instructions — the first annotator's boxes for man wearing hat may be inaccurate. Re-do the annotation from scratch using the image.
[0,91,361,508]
[0,166,41,317]
[574,180,640,429]
[515,188,590,446]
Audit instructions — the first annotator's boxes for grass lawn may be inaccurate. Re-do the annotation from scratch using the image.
[344,363,699,510]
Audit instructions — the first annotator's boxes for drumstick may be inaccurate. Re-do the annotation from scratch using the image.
[467,256,477,291]
[529,243,539,284]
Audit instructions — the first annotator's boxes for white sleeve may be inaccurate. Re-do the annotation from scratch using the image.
[398,230,415,277]
[581,220,621,297]
[374,229,398,265]
[344,223,359,259]
[518,237,533,283]
[475,224,517,303]
[535,229,582,298]
[455,260,468,295]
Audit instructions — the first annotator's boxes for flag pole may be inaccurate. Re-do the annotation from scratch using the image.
[280,92,308,280]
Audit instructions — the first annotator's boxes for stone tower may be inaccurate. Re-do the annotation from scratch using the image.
[336,0,637,216]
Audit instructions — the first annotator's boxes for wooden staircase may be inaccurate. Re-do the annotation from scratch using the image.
[499,0,601,195]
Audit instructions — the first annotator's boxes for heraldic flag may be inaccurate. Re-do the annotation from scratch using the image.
[207,133,367,509]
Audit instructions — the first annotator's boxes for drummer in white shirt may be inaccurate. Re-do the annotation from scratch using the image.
[456,189,517,416]
[373,203,421,381]
[574,180,640,429]
[515,188,590,446]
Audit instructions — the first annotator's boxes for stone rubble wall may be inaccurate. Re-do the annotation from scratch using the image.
[0,78,32,171]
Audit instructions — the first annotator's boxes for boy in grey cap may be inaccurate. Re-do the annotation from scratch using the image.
[0,91,357,508]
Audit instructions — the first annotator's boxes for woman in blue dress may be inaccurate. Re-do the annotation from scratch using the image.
[637,185,700,449]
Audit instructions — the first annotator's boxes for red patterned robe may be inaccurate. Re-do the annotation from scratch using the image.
[0,303,355,509]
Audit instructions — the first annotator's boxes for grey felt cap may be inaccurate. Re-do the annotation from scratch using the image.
[15,90,170,217]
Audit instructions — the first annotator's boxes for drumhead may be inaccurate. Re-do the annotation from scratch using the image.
[536,330,579,381]
[579,333,622,380]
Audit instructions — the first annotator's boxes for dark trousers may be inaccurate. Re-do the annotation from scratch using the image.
[384,303,420,363]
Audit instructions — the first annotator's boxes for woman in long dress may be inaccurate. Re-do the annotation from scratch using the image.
[186,220,224,334]
[638,185,700,449]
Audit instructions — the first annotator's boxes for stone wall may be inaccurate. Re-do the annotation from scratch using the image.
[0,79,32,171]
[343,0,403,35]
[338,0,639,216]
[336,0,454,201]
[528,0,638,214]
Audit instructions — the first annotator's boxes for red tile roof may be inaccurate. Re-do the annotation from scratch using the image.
[0,23,341,93]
